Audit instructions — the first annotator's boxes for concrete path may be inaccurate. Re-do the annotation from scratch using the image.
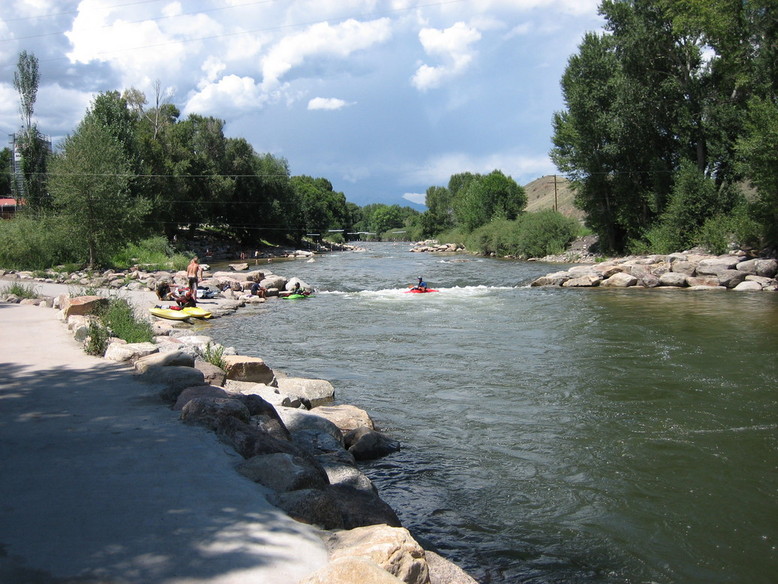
[0,301,328,583]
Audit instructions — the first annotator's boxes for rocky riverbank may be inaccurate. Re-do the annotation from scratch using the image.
[529,251,777,291]
[0,280,478,584]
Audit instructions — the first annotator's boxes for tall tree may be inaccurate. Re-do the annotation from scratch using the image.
[12,51,49,209]
[453,170,526,231]
[49,114,149,267]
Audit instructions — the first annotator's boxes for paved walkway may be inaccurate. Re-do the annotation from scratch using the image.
[0,301,328,583]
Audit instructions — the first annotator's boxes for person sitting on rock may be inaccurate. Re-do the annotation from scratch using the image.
[155,281,173,301]
[249,273,266,298]
[174,287,197,308]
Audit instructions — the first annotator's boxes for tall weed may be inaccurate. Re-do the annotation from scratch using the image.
[97,298,154,344]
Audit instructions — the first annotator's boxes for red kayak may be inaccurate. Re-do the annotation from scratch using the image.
[405,288,439,293]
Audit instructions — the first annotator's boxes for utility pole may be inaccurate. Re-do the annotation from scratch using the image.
[553,174,558,212]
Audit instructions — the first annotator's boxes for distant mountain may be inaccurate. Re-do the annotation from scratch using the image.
[523,175,585,222]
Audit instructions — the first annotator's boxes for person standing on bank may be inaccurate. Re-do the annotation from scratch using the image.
[186,257,203,304]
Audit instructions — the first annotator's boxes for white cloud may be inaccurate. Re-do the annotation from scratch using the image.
[412,22,481,91]
[185,75,266,116]
[403,192,426,205]
[406,151,555,186]
[308,97,353,111]
[261,18,392,91]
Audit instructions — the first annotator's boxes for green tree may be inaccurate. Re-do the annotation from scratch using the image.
[49,114,149,267]
[13,51,49,209]
[0,148,13,197]
[420,185,453,236]
[453,170,526,231]
[737,97,778,247]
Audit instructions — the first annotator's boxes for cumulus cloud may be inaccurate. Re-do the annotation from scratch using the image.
[403,192,427,205]
[308,97,353,111]
[406,151,555,186]
[184,74,266,116]
[412,21,481,91]
[261,18,392,91]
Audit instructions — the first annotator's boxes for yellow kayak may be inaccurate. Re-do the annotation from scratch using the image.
[149,307,191,321]
[182,306,212,319]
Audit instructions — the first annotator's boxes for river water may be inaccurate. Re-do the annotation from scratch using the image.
[203,242,778,584]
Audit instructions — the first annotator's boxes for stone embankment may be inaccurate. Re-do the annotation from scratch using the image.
[1,289,477,584]
[529,252,777,291]
[410,240,465,254]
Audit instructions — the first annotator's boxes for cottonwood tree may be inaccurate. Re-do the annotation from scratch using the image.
[49,114,149,268]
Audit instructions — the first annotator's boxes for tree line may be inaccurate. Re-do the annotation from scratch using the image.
[551,0,777,254]
[0,53,427,268]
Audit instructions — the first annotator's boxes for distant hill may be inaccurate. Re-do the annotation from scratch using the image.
[523,175,585,222]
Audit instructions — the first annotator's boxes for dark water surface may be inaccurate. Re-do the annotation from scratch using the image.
[203,243,778,584]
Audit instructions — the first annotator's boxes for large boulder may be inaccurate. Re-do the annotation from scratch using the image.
[135,350,195,373]
[298,557,406,584]
[600,272,638,288]
[268,488,345,530]
[225,380,306,408]
[658,272,688,287]
[326,525,429,584]
[104,342,158,362]
[715,269,747,289]
[275,377,335,406]
[670,260,697,275]
[530,271,571,287]
[237,453,329,492]
[562,274,601,288]
[696,256,741,275]
[216,416,303,459]
[173,384,232,410]
[316,454,375,493]
[733,280,764,292]
[261,274,287,290]
[277,408,344,446]
[194,360,227,386]
[345,427,401,461]
[425,551,479,584]
[735,258,777,278]
[62,295,108,318]
[686,275,720,288]
[180,397,251,429]
[222,355,275,384]
[136,365,206,403]
[311,404,375,434]
[328,484,402,529]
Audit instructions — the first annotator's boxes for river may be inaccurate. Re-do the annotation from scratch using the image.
[203,242,778,584]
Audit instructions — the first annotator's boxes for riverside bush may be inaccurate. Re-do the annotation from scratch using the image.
[0,212,79,270]
[464,211,578,258]
[111,237,190,271]
[97,298,154,344]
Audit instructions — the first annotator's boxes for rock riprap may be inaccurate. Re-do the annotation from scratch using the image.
[530,252,777,291]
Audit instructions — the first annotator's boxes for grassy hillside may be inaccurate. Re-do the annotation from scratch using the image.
[523,175,585,222]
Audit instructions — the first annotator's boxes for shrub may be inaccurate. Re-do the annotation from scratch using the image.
[0,211,79,270]
[464,211,578,258]
[98,298,154,344]
[84,321,110,356]
[202,342,227,369]
[111,236,190,271]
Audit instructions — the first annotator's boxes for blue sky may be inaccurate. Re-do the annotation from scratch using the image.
[0,0,604,208]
